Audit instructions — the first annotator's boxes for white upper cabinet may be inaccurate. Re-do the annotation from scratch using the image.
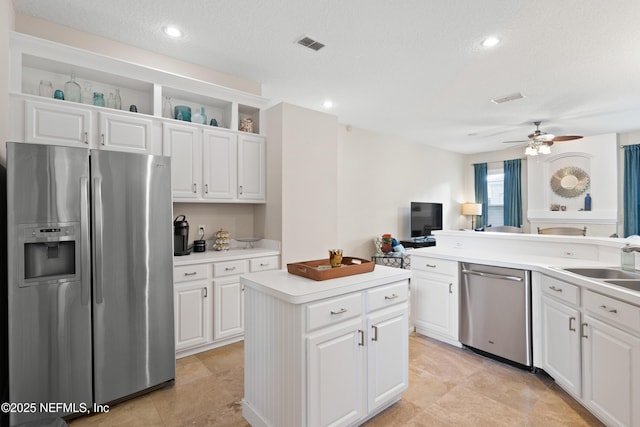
[98,111,152,153]
[202,129,238,200]
[164,122,201,199]
[238,133,266,202]
[24,98,91,147]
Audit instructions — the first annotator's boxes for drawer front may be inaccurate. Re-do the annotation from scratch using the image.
[412,257,458,275]
[367,280,409,312]
[542,275,580,306]
[249,256,279,272]
[213,260,247,277]
[583,290,640,333]
[174,264,209,283]
[306,293,363,332]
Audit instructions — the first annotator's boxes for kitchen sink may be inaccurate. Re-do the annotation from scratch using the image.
[562,267,640,280]
[604,280,640,292]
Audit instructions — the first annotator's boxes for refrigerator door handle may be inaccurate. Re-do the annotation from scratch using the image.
[93,176,104,304]
[80,175,90,305]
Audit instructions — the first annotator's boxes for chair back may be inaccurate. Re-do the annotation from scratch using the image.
[485,225,523,233]
[537,226,587,236]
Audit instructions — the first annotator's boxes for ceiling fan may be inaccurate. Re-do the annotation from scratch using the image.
[503,121,583,155]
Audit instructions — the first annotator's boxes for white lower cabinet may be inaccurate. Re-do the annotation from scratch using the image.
[174,254,279,357]
[307,320,365,427]
[411,255,459,346]
[243,273,410,427]
[175,281,211,351]
[213,276,244,340]
[540,295,581,396]
[540,275,640,427]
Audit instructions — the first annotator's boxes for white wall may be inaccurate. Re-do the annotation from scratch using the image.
[1,1,16,165]
[279,104,339,264]
[527,133,617,237]
[337,125,466,259]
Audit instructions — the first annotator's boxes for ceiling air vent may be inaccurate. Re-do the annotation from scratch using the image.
[491,92,525,104]
[296,35,325,51]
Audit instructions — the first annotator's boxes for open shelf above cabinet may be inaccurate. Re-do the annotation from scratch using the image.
[10,32,268,135]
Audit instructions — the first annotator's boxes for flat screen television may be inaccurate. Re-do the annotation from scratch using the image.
[410,202,443,238]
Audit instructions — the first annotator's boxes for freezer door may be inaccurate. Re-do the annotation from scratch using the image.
[7,143,92,425]
[91,150,175,404]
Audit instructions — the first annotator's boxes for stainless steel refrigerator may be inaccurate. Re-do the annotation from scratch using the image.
[6,142,175,426]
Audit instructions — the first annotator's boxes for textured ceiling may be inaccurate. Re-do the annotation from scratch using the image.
[13,0,640,154]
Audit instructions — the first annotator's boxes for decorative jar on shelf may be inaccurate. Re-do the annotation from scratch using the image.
[64,74,81,103]
[240,118,254,133]
[93,92,105,107]
[114,89,122,110]
[162,97,172,118]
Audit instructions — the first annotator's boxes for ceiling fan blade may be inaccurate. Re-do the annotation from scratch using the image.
[502,140,528,144]
[552,135,583,142]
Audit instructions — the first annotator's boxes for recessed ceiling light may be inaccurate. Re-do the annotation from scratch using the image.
[163,26,183,38]
[322,100,333,109]
[481,36,500,48]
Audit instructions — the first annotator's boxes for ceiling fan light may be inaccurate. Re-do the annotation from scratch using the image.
[537,133,555,142]
[525,145,538,156]
[538,144,551,154]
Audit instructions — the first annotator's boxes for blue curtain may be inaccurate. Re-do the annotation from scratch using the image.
[624,144,640,237]
[503,159,522,227]
[473,163,488,228]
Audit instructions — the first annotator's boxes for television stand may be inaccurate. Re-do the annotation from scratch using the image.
[400,238,436,249]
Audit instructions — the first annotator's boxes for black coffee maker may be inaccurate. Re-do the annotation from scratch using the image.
[174,215,191,256]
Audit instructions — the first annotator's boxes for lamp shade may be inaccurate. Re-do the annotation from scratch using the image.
[461,203,482,216]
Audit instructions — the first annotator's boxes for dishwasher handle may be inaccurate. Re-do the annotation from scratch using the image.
[461,269,523,282]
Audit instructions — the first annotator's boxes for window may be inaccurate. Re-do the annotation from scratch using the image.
[487,167,504,227]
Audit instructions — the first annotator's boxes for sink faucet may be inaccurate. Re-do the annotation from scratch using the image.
[621,244,640,271]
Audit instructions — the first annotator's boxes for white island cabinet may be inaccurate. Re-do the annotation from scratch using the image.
[241,266,411,427]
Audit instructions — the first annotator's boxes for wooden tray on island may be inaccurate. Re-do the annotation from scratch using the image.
[287,257,375,281]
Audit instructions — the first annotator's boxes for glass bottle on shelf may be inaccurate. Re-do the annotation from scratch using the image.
[39,80,53,98]
[106,93,115,109]
[114,89,122,110]
[64,74,81,102]
[82,83,93,104]
[162,97,172,118]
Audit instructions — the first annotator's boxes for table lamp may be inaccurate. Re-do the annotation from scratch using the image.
[461,203,482,230]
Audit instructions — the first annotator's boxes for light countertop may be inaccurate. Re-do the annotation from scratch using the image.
[241,265,412,304]
[174,247,280,266]
[410,246,640,306]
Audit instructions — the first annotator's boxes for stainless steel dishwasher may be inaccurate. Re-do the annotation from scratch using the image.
[460,262,532,368]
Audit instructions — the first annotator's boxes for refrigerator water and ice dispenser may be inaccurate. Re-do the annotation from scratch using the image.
[19,223,80,286]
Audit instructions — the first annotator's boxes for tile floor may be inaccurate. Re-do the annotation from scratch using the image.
[69,334,603,426]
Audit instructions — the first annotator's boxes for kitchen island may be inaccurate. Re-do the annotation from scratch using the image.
[241,265,411,427]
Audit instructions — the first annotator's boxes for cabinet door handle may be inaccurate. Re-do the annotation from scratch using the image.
[225,266,236,271]
[239,185,243,195]
[358,329,364,346]
[84,131,88,144]
[384,293,398,300]
[371,325,378,341]
[549,286,563,292]
[192,183,197,193]
[426,264,437,268]
[581,323,589,338]
[449,283,453,294]
[330,308,347,315]
[203,287,208,298]
[204,183,208,194]
[101,133,105,145]
[260,263,270,267]
[600,305,618,314]
[184,271,197,276]
[569,317,576,331]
